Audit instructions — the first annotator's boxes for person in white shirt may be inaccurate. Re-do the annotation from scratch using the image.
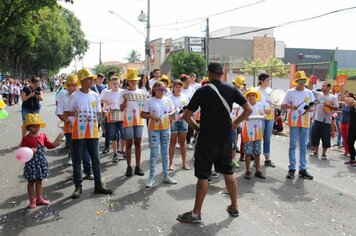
[189,73,201,91]
[168,80,190,171]
[65,68,113,199]
[119,68,148,177]
[141,81,178,188]
[180,74,196,149]
[159,74,172,97]
[256,73,276,168]
[148,68,162,89]
[281,71,314,180]
[100,76,126,162]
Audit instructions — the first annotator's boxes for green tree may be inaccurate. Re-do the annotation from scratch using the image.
[125,50,141,63]
[0,0,56,34]
[0,4,88,76]
[94,64,121,77]
[169,51,206,79]
[240,56,289,78]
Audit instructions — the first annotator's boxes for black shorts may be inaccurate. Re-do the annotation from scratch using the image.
[311,120,331,148]
[194,140,233,179]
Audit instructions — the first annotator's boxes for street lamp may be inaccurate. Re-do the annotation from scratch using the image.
[138,0,150,74]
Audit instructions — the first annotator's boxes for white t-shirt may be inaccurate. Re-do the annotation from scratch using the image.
[181,87,195,100]
[240,102,264,142]
[66,90,101,139]
[149,78,160,89]
[142,96,174,130]
[168,93,189,121]
[100,89,123,110]
[55,90,74,133]
[230,103,240,121]
[56,89,68,102]
[190,82,201,91]
[121,88,148,127]
[164,89,172,97]
[257,86,274,120]
[313,91,338,124]
[282,88,315,128]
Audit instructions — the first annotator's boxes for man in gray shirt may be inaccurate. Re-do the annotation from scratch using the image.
[310,82,338,159]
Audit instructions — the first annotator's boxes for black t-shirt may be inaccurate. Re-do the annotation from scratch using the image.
[21,86,42,111]
[187,80,247,144]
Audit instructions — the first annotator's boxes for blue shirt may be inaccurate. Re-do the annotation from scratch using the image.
[341,106,351,124]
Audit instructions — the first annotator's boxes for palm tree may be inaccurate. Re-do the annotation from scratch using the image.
[125,50,141,63]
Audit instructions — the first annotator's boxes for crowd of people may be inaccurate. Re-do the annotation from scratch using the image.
[9,63,355,223]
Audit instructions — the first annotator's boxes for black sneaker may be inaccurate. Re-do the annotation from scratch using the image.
[299,170,313,180]
[112,154,118,162]
[264,160,276,168]
[134,167,145,176]
[286,169,295,179]
[177,211,201,223]
[102,146,109,154]
[126,166,133,177]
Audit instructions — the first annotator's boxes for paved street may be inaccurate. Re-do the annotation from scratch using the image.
[0,92,355,236]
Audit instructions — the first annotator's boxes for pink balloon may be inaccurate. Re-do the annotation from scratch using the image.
[15,147,34,163]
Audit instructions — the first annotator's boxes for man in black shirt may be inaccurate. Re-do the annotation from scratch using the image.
[177,63,252,223]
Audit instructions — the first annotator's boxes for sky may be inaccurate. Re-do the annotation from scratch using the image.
[59,0,356,73]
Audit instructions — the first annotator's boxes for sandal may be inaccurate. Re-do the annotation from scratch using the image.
[226,205,239,217]
[182,165,190,170]
[244,171,251,179]
[309,152,318,157]
[168,166,174,171]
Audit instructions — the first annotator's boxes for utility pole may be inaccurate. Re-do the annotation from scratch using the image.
[145,0,151,74]
[89,41,103,65]
[205,18,209,68]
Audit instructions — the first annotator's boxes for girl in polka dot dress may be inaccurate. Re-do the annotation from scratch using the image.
[21,114,61,209]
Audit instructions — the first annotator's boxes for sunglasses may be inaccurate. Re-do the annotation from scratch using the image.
[297,80,306,84]
[155,87,164,92]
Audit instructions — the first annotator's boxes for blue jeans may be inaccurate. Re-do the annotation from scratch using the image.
[149,129,170,178]
[65,133,91,172]
[335,118,343,146]
[72,139,101,187]
[288,127,309,170]
[262,119,274,156]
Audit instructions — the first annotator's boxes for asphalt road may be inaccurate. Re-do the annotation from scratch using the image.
[0,92,355,236]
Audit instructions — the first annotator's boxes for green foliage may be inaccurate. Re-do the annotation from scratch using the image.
[337,69,356,80]
[169,51,206,79]
[0,3,88,77]
[241,56,289,77]
[94,64,122,77]
[125,50,141,63]
[0,0,56,34]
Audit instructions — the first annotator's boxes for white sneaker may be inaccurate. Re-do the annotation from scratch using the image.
[67,156,72,165]
[175,143,180,149]
[187,144,194,150]
[145,177,155,188]
[162,176,177,184]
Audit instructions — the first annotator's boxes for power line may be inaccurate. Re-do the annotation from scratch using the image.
[151,0,267,27]
[211,6,356,40]
[152,21,202,31]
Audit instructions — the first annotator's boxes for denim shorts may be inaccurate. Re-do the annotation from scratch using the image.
[244,140,262,156]
[107,121,126,141]
[170,120,188,133]
[21,107,40,121]
[124,126,143,139]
